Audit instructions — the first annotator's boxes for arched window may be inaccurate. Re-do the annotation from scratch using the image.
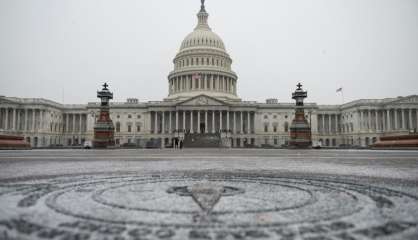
[116,122,121,132]
[264,124,268,133]
[284,122,289,132]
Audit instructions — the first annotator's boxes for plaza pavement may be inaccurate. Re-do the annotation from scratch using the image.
[0,149,417,239]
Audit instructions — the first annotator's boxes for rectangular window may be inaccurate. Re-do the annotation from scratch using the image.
[128,125,132,133]
[274,138,278,145]
[264,125,268,132]
[273,126,277,132]
[137,125,141,132]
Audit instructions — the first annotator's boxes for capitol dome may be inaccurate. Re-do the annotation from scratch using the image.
[180,29,226,52]
[166,0,239,102]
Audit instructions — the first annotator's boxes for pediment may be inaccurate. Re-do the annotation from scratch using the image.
[0,97,17,105]
[390,95,418,105]
[178,95,226,106]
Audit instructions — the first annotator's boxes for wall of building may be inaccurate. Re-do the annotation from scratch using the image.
[1,96,417,148]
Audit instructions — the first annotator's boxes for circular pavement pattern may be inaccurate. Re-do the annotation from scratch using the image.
[0,172,417,240]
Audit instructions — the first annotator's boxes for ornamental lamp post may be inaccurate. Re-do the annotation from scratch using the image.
[289,83,312,149]
[93,83,115,148]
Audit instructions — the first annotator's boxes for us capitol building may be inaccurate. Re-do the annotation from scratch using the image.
[1,1,417,148]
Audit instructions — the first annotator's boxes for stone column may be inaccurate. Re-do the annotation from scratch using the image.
[38,110,42,132]
[382,111,386,131]
[32,110,36,132]
[183,111,186,131]
[169,111,172,134]
[175,111,179,131]
[394,109,398,130]
[240,112,244,134]
[24,109,28,131]
[65,114,69,133]
[233,111,236,134]
[205,111,208,133]
[162,111,165,134]
[197,110,201,133]
[190,111,194,133]
[375,110,378,131]
[360,111,364,131]
[154,112,158,134]
[329,114,332,133]
[247,111,250,134]
[16,109,21,131]
[335,115,338,133]
[5,108,8,130]
[78,113,81,132]
[408,109,412,130]
[322,114,325,133]
[415,109,418,130]
[212,111,215,133]
[219,111,223,132]
[387,110,391,131]
[401,109,405,129]
[367,110,371,132]
[12,108,16,130]
[72,113,76,133]
[227,111,230,133]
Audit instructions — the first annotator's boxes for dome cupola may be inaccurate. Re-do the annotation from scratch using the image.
[166,0,240,102]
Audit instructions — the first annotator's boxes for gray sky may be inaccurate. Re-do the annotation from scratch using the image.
[0,0,417,105]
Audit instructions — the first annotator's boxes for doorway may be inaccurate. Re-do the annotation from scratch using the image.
[200,123,206,134]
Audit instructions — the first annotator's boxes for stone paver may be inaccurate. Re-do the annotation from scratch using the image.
[0,149,417,239]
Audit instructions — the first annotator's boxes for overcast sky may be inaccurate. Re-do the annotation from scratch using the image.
[0,0,417,105]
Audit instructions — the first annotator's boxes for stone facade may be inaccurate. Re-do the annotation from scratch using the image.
[1,2,417,148]
[1,95,417,148]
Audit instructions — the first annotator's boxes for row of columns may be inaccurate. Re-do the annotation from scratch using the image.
[0,108,45,132]
[318,114,340,134]
[169,74,237,95]
[151,110,254,135]
[63,113,87,133]
[359,108,418,132]
[0,108,88,134]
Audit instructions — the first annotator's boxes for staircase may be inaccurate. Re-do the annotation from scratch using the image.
[183,133,222,148]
